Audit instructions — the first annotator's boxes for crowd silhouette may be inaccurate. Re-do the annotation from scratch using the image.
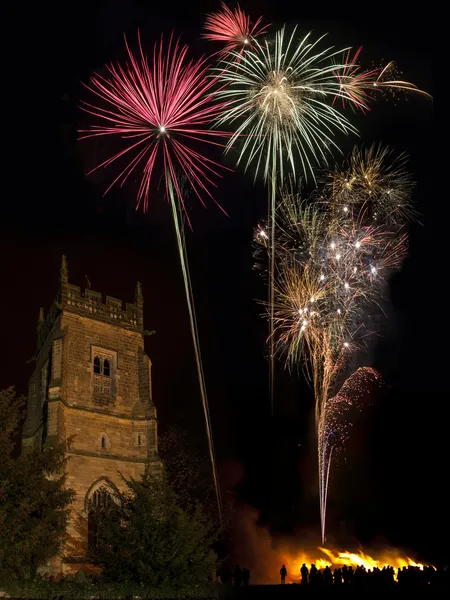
[218,565,251,586]
[219,562,449,589]
[291,562,449,589]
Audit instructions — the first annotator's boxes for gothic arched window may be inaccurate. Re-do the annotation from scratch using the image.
[93,356,101,375]
[87,486,114,554]
[103,359,110,377]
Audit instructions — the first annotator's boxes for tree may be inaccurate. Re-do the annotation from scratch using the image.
[159,426,216,517]
[159,426,233,532]
[0,387,23,460]
[93,469,217,588]
[0,388,74,579]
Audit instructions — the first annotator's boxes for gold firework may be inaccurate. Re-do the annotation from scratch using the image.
[256,145,414,542]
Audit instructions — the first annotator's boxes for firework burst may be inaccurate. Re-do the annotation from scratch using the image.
[216,25,357,412]
[80,32,230,221]
[203,2,268,58]
[80,32,229,528]
[215,25,357,183]
[327,144,416,225]
[257,145,413,541]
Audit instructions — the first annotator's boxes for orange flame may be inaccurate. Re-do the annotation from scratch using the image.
[279,547,428,583]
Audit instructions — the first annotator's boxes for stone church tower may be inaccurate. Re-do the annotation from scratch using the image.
[22,257,161,574]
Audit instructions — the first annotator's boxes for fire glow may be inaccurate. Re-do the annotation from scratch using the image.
[231,505,432,585]
[275,547,428,583]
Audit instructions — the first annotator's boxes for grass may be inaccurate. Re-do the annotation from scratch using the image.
[0,578,222,599]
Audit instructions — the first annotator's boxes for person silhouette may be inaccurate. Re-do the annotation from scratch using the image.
[234,565,242,586]
[309,564,318,585]
[221,566,231,585]
[348,565,354,584]
[300,563,308,584]
[333,568,342,585]
[280,564,287,584]
[323,565,333,586]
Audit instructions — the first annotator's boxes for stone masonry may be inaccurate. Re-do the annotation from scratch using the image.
[22,256,161,574]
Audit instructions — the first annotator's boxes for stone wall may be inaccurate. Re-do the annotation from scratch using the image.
[60,311,147,416]
[61,402,157,462]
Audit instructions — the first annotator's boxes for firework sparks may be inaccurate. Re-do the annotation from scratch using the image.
[321,367,382,452]
[319,367,383,541]
[257,145,413,541]
[327,144,416,225]
[80,32,229,528]
[215,25,357,412]
[203,2,268,58]
[80,32,230,220]
[214,25,357,183]
[334,47,432,113]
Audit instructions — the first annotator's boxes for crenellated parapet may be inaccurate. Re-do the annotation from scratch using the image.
[36,257,144,354]
[63,284,142,332]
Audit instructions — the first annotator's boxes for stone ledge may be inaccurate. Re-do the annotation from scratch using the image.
[67,449,161,464]
[48,397,157,421]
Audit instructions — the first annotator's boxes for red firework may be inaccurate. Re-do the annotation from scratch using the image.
[203,1,268,57]
[79,32,230,222]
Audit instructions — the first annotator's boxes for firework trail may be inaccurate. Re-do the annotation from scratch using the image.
[215,25,357,413]
[203,2,268,59]
[319,367,383,542]
[257,145,413,541]
[79,32,230,528]
[333,47,432,113]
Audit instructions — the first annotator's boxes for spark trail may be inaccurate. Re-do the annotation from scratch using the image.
[319,367,383,543]
[333,47,432,113]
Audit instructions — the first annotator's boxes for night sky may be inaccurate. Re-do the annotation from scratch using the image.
[2,0,444,565]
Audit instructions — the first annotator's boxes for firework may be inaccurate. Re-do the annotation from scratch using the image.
[80,32,229,220]
[258,145,413,541]
[215,26,357,183]
[203,2,268,58]
[80,32,228,528]
[327,144,415,224]
[216,25,357,411]
[319,367,382,542]
[334,47,432,113]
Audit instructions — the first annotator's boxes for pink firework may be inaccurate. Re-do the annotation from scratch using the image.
[79,32,230,222]
[203,2,268,58]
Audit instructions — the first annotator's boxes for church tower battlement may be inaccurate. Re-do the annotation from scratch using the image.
[22,256,161,574]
